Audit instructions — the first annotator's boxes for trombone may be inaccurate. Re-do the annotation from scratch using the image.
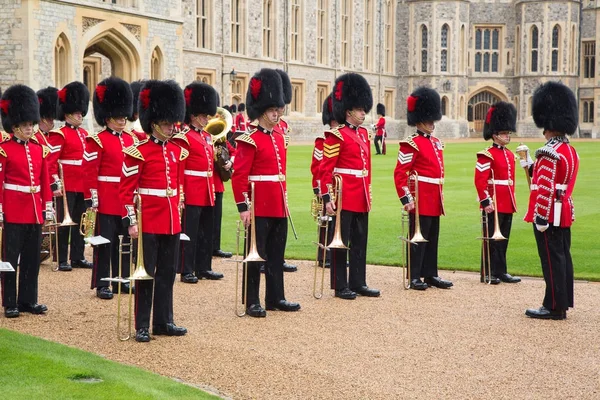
[326,174,348,250]
[478,171,507,284]
[311,194,329,299]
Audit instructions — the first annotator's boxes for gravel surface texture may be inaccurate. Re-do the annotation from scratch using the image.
[2,256,599,400]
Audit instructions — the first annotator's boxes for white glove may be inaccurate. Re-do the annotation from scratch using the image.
[535,223,549,232]
[519,152,534,168]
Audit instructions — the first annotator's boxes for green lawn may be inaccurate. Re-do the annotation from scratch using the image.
[221,140,600,281]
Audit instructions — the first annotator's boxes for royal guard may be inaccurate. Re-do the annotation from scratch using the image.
[231,68,301,317]
[128,80,147,141]
[524,82,580,320]
[393,87,453,290]
[319,73,380,300]
[235,103,247,133]
[83,77,137,300]
[173,82,223,283]
[46,81,93,271]
[119,79,188,342]
[0,84,53,318]
[35,87,59,147]
[374,103,387,155]
[475,102,521,285]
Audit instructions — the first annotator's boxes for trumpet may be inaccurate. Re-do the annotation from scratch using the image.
[57,163,76,227]
[478,171,507,284]
[79,208,110,246]
[311,194,329,299]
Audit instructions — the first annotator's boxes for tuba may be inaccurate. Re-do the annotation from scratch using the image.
[206,107,234,182]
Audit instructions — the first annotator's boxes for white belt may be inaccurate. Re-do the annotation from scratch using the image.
[488,179,513,186]
[248,174,286,182]
[138,187,178,197]
[333,168,369,177]
[530,184,568,191]
[98,176,120,183]
[4,183,40,193]
[184,169,212,178]
[417,175,444,185]
[59,159,82,166]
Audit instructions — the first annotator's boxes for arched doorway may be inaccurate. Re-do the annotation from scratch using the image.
[467,90,502,133]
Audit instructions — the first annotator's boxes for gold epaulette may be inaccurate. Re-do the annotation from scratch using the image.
[328,126,344,141]
[87,131,103,148]
[400,134,419,151]
[49,128,64,137]
[42,145,50,158]
[123,141,146,161]
[180,126,191,135]
[0,146,6,158]
[172,132,189,145]
[180,148,189,161]
[1,131,9,142]
[235,132,256,148]
[477,147,494,160]
[284,135,290,149]
[29,135,40,144]
[123,130,139,144]
[315,134,326,142]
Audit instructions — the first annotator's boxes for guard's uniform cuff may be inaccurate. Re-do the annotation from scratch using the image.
[480,198,491,208]
[313,187,319,195]
[322,193,331,204]
[400,195,412,205]
[535,215,548,226]
[237,202,249,212]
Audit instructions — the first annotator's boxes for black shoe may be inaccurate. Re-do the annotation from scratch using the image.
[180,273,199,284]
[58,262,72,272]
[318,260,331,268]
[96,287,113,300]
[18,303,48,314]
[152,323,188,336]
[283,262,297,272]
[212,249,233,258]
[483,276,501,285]
[197,270,224,280]
[71,259,93,269]
[410,279,428,290]
[135,328,150,342]
[246,303,267,318]
[334,288,357,300]
[4,307,19,318]
[424,276,453,289]
[525,306,566,320]
[352,286,381,297]
[112,283,135,294]
[498,273,521,283]
[265,300,301,311]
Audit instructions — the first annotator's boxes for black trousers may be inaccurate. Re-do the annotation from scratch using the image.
[330,210,368,291]
[374,136,383,154]
[135,233,179,330]
[212,192,224,252]
[1,223,42,308]
[533,225,574,311]
[91,213,130,289]
[408,214,440,279]
[180,205,214,276]
[243,217,287,306]
[55,191,86,263]
[480,212,513,277]
[317,214,333,265]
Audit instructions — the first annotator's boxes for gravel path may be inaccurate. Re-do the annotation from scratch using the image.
[2,256,599,400]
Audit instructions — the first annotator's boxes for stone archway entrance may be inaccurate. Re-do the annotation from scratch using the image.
[467,90,503,133]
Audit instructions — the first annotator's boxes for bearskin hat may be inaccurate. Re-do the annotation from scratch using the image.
[322,94,334,126]
[138,80,185,134]
[331,73,373,124]
[483,102,517,140]
[532,81,578,135]
[276,69,292,105]
[238,103,246,112]
[183,82,218,124]
[376,103,386,117]
[37,87,59,120]
[57,81,90,121]
[0,84,40,133]
[230,104,237,113]
[246,68,285,121]
[223,105,231,112]
[128,80,145,122]
[406,87,441,126]
[92,77,133,127]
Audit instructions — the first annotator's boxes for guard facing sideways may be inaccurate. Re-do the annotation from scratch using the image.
[393,87,453,290]
[235,103,247,134]
[83,77,137,300]
[231,68,301,317]
[374,103,387,155]
[319,73,380,300]
[119,80,188,341]
[212,131,235,259]
[35,87,59,148]
[173,82,223,283]
[524,81,580,321]
[47,81,93,271]
[0,84,53,318]
[474,102,521,284]
[128,80,147,141]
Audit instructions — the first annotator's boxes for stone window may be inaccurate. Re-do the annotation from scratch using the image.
[290,0,302,61]
[583,41,595,79]
[195,69,215,85]
[316,82,330,114]
[54,33,71,88]
[230,73,248,107]
[440,24,449,73]
[263,0,275,58]
[441,96,448,116]
[551,25,560,72]
[196,0,212,50]
[383,0,394,73]
[474,27,500,73]
[530,25,538,72]
[421,25,428,73]
[364,0,374,71]
[231,0,245,54]
[290,80,305,113]
[316,0,327,65]
[150,47,163,80]
[384,88,394,118]
[582,100,594,123]
[341,0,352,68]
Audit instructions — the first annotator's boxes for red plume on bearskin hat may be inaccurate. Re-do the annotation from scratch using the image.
[37,87,59,120]
[93,77,133,126]
[128,80,146,122]
[1,84,40,133]
[183,82,218,124]
[406,87,441,126]
[321,93,334,126]
[245,68,285,121]
[483,101,516,140]
[138,80,185,134]
[532,81,578,135]
[275,69,292,105]
[57,81,90,121]
[331,73,373,124]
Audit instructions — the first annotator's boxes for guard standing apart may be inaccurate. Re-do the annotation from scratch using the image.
[374,103,387,155]
[120,80,188,342]
[47,81,93,271]
[84,77,137,299]
[525,81,580,320]
[212,130,235,259]
[475,102,521,284]
[319,73,380,300]
[235,103,247,133]
[232,68,301,317]
[0,84,53,318]
[393,87,453,290]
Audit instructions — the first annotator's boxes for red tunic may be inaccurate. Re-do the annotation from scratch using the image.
[0,137,52,224]
[375,117,386,137]
[119,137,188,235]
[310,135,325,193]
[232,126,288,218]
[46,124,88,193]
[234,113,247,133]
[82,129,137,216]
[132,129,147,141]
[524,137,579,227]
[214,140,236,193]
[34,130,50,147]
[393,131,445,217]
[319,124,372,213]
[474,144,517,214]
